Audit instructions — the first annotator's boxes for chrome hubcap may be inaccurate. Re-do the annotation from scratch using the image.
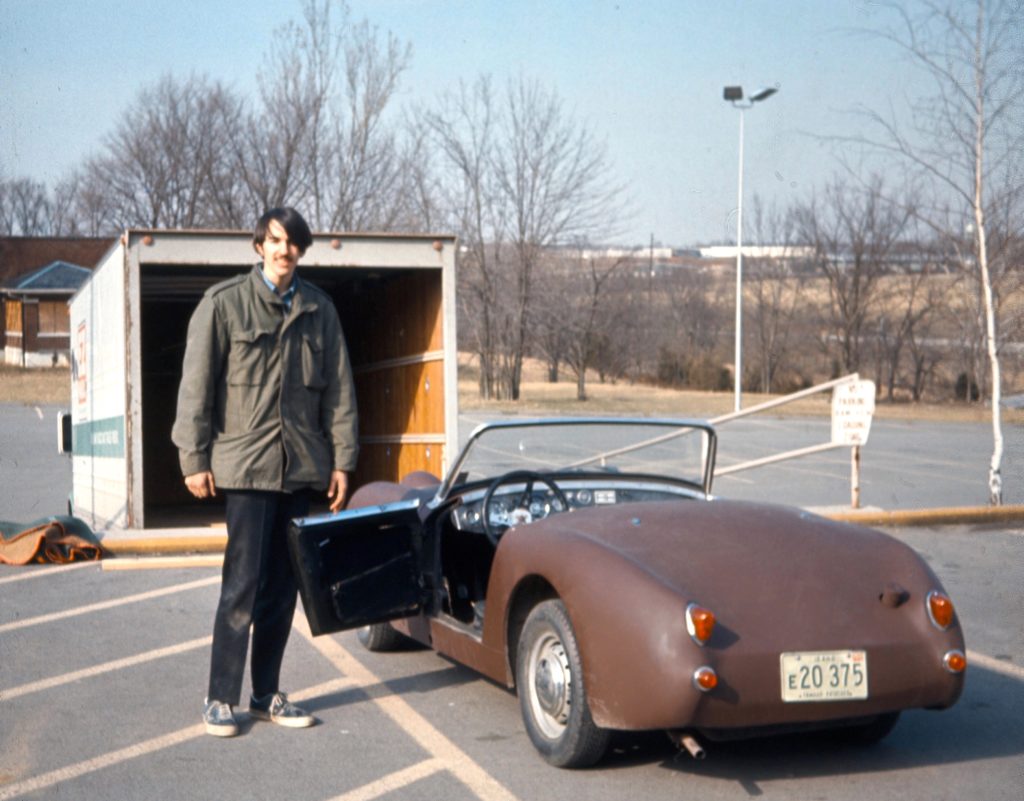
[528,632,572,738]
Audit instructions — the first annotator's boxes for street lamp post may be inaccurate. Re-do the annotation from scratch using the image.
[723,85,777,412]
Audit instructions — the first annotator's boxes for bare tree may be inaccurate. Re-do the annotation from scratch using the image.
[532,262,571,383]
[565,255,627,400]
[1,172,99,236]
[648,264,729,391]
[58,169,113,236]
[76,73,245,230]
[54,0,413,236]
[418,77,504,397]
[872,245,945,401]
[397,124,443,232]
[794,175,914,374]
[0,176,56,235]
[534,248,626,400]
[745,196,804,393]
[848,0,1024,503]
[421,75,628,400]
[584,261,661,387]
[746,259,803,393]
[221,1,339,219]
[322,19,412,230]
[493,77,627,399]
[47,174,84,236]
[902,267,952,401]
[233,1,412,231]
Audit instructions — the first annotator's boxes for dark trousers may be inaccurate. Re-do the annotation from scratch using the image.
[207,489,310,705]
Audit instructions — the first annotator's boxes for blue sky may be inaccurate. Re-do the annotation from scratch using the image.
[1,0,928,246]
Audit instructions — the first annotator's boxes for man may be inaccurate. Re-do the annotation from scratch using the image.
[172,207,358,737]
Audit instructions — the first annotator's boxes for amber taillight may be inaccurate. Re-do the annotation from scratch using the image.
[686,603,716,646]
[943,650,967,673]
[926,591,955,630]
[692,666,718,692]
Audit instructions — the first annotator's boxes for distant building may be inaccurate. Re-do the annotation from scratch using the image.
[578,245,677,260]
[3,261,93,366]
[1,237,115,367]
[698,245,816,260]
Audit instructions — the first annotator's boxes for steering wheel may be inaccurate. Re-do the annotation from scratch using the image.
[481,470,569,546]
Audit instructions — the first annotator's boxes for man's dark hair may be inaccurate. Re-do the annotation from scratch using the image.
[253,207,314,254]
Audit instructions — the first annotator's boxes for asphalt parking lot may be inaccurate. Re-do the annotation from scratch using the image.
[2,523,1023,801]
[2,405,1023,799]
[2,404,1024,528]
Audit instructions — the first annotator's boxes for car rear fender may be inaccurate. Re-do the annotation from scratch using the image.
[488,524,706,730]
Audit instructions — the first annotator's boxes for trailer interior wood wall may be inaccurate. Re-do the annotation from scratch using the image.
[135,247,451,527]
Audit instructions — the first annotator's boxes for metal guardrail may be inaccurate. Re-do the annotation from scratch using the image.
[524,374,869,508]
[710,374,867,508]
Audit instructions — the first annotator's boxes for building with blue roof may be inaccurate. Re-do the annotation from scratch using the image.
[3,260,94,367]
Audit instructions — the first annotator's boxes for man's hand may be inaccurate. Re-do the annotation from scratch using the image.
[327,470,349,513]
[184,471,216,499]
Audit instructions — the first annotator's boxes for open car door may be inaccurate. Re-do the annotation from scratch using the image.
[287,498,434,637]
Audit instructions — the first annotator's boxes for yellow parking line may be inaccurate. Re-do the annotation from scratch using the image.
[0,575,220,634]
[3,636,211,701]
[296,617,520,801]
[0,676,354,801]
[967,649,1024,681]
[0,561,96,586]
[325,758,446,801]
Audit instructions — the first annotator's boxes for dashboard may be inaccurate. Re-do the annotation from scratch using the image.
[449,479,698,534]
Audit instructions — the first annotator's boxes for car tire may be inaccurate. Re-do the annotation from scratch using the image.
[356,623,406,652]
[516,600,611,768]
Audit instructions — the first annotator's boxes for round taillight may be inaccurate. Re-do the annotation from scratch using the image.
[927,591,955,630]
[943,650,967,674]
[686,603,716,646]
[693,666,718,692]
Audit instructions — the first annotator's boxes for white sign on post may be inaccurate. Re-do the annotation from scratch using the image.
[832,380,876,446]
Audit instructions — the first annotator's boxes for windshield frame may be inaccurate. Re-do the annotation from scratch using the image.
[435,417,718,502]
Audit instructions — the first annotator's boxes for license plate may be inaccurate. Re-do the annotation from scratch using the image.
[780,650,868,702]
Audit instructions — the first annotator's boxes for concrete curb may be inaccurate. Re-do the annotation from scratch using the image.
[93,504,1024,557]
[100,534,227,556]
[819,504,1024,527]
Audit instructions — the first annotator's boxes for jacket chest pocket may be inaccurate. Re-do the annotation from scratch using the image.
[301,332,328,389]
[227,329,275,385]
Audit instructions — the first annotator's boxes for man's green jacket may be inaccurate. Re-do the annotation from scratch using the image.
[172,266,359,491]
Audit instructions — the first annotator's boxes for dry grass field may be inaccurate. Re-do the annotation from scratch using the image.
[0,365,70,405]
[458,354,1024,424]
[2,361,1018,425]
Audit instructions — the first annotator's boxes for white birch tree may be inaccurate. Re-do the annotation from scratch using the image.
[850,0,1024,504]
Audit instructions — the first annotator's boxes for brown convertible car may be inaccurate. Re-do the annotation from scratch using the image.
[288,418,966,768]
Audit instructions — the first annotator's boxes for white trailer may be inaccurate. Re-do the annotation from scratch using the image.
[67,229,458,532]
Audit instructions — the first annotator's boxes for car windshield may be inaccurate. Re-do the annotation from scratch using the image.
[441,418,716,497]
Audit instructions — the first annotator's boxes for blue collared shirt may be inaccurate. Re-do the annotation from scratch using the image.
[260,270,298,311]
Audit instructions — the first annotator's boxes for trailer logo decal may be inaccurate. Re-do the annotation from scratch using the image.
[75,321,87,406]
[72,416,125,458]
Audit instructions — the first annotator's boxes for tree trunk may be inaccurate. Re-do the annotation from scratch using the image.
[576,367,587,401]
[973,0,1003,505]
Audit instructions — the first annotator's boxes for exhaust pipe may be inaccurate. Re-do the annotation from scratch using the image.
[668,730,706,760]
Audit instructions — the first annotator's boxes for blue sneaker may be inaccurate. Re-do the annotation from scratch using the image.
[249,692,316,728]
[203,698,239,737]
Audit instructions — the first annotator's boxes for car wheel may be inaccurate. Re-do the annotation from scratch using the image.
[356,623,406,652]
[836,711,901,746]
[516,600,610,768]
